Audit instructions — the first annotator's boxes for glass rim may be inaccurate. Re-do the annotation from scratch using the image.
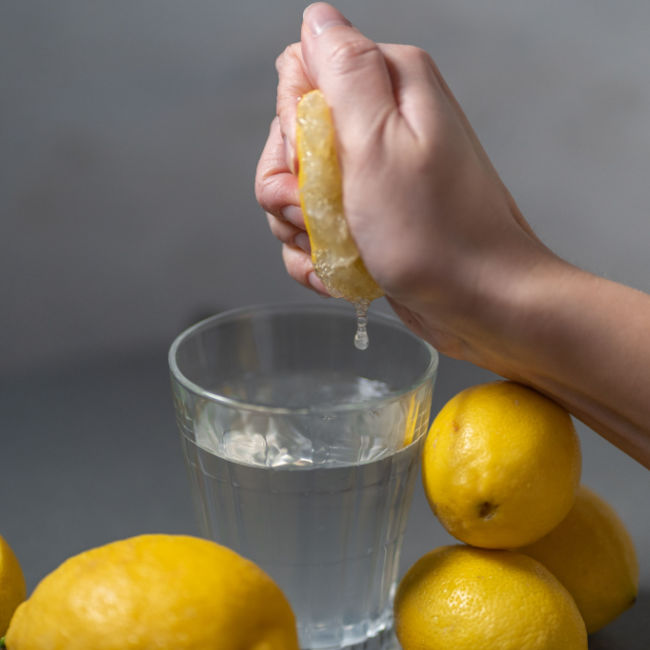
[168,301,439,415]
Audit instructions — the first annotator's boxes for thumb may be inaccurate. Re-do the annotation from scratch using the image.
[301,3,396,146]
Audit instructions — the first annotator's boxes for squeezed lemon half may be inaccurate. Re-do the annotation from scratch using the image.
[296,89,383,350]
[296,90,382,310]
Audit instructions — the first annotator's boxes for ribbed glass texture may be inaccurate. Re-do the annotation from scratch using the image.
[169,303,438,650]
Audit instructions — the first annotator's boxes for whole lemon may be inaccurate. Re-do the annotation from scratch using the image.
[521,484,639,633]
[422,381,581,548]
[394,545,587,650]
[4,534,299,650]
[0,535,26,636]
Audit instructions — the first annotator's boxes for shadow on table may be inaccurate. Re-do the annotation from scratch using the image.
[589,589,649,650]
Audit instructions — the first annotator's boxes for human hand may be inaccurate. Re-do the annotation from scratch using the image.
[256,3,650,467]
[255,2,555,365]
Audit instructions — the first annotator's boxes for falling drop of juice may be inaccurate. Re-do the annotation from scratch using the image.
[353,299,370,350]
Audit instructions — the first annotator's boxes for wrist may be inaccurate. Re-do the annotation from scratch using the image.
[458,243,576,381]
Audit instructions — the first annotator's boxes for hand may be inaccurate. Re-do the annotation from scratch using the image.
[255,2,554,364]
[256,3,650,466]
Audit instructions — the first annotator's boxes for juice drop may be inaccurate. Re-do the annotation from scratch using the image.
[353,299,370,351]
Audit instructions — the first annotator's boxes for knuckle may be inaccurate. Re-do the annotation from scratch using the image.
[255,160,298,216]
[274,45,290,72]
[275,42,301,74]
[255,173,281,212]
[403,45,433,68]
[254,170,269,206]
[327,37,382,75]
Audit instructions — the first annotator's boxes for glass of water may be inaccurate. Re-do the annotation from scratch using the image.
[169,303,438,650]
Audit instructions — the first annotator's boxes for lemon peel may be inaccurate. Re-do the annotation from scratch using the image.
[5,534,298,650]
[0,535,26,638]
[422,381,581,548]
[521,484,639,633]
[394,545,587,650]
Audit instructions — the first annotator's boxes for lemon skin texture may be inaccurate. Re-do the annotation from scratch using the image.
[394,545,587,650]
[5,534,299,650]
[521,485,639,633]
[422,381,581,548]
[0,534,26,636]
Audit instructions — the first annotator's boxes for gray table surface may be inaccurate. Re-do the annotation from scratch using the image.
[2,346,648,648]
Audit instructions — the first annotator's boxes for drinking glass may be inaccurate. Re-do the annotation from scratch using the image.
[169,303,438,650]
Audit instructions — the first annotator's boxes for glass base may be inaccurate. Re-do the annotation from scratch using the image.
[302,627,398,650]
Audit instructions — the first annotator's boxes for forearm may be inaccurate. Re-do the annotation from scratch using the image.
[492,259,650,468]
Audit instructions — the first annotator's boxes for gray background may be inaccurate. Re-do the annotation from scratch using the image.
[1,0,648,646]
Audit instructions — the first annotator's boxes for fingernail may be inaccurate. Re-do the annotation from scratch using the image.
[294,232,311,253]
[281,205,303,227]
[308,271,330,296]
[303,3,351,36]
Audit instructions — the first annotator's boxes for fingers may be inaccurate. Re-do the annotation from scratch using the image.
[266,212,311,253]
[255,117,302,224]
[275,43,313,166]
[265,211,299,245]
[256,117,311,255]
[300,3,397,148]
[256,117,327,294]
[256,86,330,296]
[282,244,330,295]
